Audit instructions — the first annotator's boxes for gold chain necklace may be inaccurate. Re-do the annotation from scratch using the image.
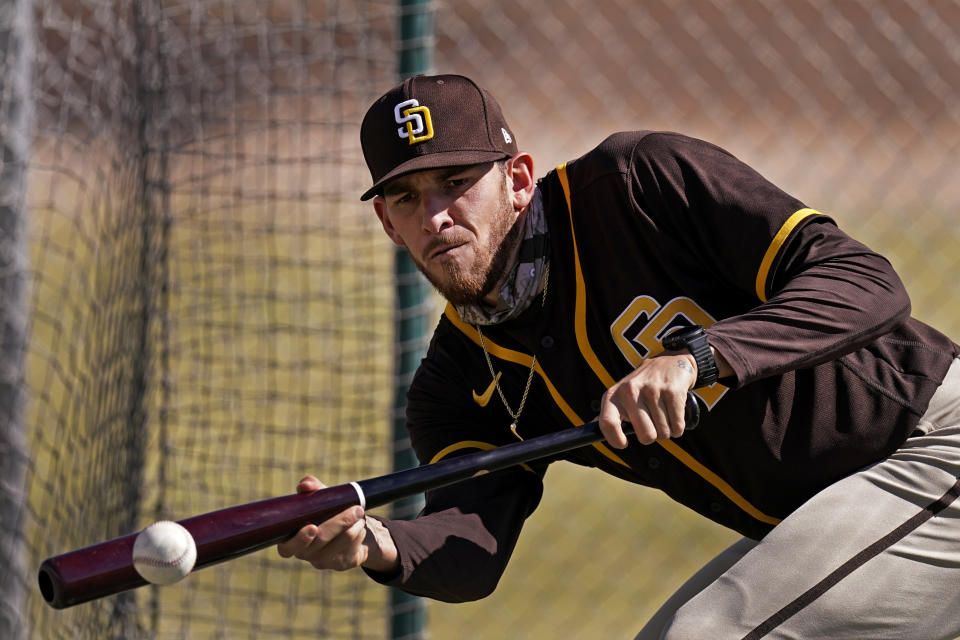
[475,263,549,441]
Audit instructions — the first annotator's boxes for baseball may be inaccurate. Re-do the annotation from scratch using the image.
[132,521,198,585]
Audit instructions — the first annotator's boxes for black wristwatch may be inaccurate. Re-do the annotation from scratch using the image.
[662,325,719,389]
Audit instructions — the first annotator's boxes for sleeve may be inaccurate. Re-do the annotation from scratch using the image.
[631,132,911,387]
[364,329,546,602]
[707,218,910,385]
[367,466,544,602]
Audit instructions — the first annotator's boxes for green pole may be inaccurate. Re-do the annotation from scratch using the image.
[391,1,433,639]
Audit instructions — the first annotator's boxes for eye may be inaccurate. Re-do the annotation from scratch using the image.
[390,191,414,206]
[445,177,470,191]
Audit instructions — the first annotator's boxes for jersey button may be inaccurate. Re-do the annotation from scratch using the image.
[647,457,661,470]
[709,502,723,513]
[590,399,602,413]
[540,335,555,348]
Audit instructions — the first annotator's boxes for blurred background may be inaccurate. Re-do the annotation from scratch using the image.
[2,1,958,639]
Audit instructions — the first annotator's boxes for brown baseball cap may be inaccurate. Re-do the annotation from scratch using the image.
[360,74,518,200]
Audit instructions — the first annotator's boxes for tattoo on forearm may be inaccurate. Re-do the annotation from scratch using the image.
[677,360,694,374]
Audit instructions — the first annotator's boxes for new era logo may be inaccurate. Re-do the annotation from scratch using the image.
[394,99,434,144]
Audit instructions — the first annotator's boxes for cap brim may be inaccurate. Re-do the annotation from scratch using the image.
[360,150,512,201]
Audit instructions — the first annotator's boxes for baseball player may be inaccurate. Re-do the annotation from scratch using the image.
[278,74,960,639]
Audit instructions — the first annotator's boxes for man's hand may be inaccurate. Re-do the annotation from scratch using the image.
[598,352,698,448]
[276,476,400,574]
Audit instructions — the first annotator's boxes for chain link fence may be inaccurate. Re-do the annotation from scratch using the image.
[6,1,399,638]
[424,1,960,638]
[4,1,959,639]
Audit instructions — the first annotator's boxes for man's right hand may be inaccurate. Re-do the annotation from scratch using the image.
[276,476,400,574]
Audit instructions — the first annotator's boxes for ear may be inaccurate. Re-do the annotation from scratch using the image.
[372,197,405,247]
[506,152,536,211]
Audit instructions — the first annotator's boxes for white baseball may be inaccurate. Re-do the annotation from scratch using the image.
[132,521,197,585]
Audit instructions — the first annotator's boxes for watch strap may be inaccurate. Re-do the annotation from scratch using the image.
[664,326,719,388]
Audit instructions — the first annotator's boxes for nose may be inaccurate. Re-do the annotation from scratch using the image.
[420,191,454,234]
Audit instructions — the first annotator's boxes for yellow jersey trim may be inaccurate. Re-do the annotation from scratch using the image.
[656,441,781,525]
[755,208,822,302]
[430,440,496,463]
[556,163,782,527]
[557,163,616,389]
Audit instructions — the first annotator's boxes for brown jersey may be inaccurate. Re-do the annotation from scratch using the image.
[370,131,960,602]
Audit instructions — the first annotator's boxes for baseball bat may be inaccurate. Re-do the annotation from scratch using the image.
[39,392,701,609]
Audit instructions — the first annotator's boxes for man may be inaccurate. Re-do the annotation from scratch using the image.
[278,74,960,638]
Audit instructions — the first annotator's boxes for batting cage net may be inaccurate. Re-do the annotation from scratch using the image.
[3,1,399,639]
[4,1,960,640]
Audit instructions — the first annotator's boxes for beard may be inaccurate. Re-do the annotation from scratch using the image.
[409,187,524,306]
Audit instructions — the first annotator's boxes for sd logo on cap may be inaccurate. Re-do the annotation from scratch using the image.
[360,74,518,201]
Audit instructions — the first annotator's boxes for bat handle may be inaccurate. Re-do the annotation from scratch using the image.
[684,390,702,431]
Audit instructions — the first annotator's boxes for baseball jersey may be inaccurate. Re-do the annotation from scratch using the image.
[370,131,960,602]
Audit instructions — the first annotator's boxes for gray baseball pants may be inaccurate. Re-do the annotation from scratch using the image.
[636,358,960,640]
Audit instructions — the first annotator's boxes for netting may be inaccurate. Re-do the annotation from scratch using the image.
[5,1,960,639]
[423,1,960,638]
[7,1,400,638]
